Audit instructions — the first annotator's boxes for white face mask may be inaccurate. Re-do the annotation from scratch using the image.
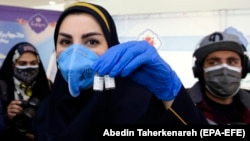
[204,64,242,98]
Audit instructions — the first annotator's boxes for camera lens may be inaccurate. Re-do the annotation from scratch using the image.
[13,114,32,133]
[12,97,39,134]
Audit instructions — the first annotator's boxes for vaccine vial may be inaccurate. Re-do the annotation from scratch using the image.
[93,74,104,91]
[104,75,115,90]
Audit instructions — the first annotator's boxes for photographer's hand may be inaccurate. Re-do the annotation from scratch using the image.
[7,100,23,120]
[26,133,35,140]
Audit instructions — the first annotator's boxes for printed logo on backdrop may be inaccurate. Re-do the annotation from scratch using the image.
[17,13,57,32]
[137,28,162,49]
[28,13,48,33]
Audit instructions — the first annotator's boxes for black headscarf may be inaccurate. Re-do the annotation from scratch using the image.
[54,1,120,48]
[51,1,122,105]
[33,2,209,140]
[0,41,50,111]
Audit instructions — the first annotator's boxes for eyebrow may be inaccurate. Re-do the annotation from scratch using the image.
[82,32,103,38]
[17,60,38,62]
[58,32,103,39]
[206,57,220,61]
[207,56,240,60]
[58,32,72,39]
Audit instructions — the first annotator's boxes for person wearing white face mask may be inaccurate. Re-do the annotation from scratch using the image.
[188,27,250,125]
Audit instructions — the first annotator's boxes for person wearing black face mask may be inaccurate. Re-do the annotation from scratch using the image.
[0,42,51,141]
[188,27,250,125]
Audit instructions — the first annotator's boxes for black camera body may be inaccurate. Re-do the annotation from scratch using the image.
[0,80,40,134]
[12,97,40,134]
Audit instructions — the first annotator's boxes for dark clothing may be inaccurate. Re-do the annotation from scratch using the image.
[0,42,51,141]
[34,2,207,141]
[188,82,250,125]
[0,101,5,135]
[33,71,208,141]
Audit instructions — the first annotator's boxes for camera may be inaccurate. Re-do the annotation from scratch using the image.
[12,97,40,134]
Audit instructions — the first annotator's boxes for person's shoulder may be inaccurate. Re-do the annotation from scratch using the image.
[186,82,203,103]
[240,88,250,93]
[239,88,250,95]
[238,88,250,110]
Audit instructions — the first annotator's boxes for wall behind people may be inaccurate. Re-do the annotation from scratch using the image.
[112,9,250,89]
[1,4,250,88]
[0,5,61,82]
[43,8,250,88]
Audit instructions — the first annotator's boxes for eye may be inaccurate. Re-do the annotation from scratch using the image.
[227,58,239,66]
[85,39,100,47]
[59,39,72,47]
[207,60,219,66]
[16,61,27,66]
[30,60,39,65]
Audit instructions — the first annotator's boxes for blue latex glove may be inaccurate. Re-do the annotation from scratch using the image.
[92,40,182,101]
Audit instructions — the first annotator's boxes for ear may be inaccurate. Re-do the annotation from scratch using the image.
[192,60,203,79]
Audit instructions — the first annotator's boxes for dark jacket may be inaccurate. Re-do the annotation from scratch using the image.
[33,71,208,141]
[33,2,207,141]
[188,82,250,125]
[0,101,5,135]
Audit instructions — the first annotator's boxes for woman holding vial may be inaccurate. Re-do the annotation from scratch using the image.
[33,1,207,141]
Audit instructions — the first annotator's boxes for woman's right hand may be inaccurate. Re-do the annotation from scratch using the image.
[7,100,23,120]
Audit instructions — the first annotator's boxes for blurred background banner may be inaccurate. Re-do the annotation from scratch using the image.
[0,5,60,81]
[1,3,250,89]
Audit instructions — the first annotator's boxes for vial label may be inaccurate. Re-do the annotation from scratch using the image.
[104,75,115,90]
[93,74,104,91]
